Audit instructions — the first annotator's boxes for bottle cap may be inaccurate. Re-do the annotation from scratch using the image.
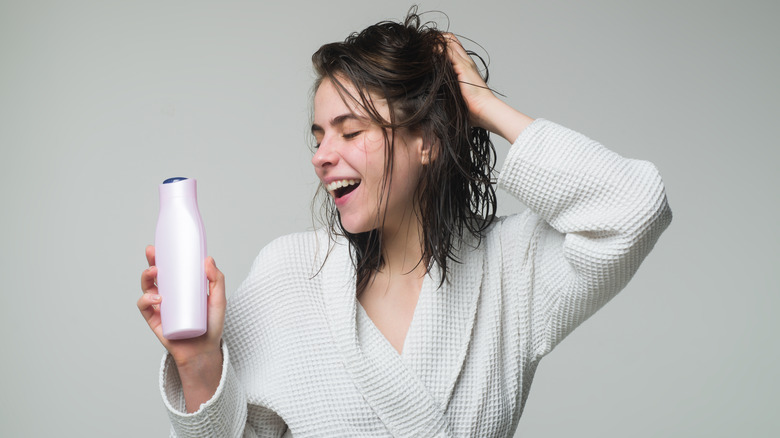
[163,177,188,184]
[159,177,197,201]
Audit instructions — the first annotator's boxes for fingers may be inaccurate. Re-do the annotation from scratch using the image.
[204,256,227,340]
[443,33,472,66]
[442,32,461,48]
[139,263,160,321]
[437,32,462,54]
[145,245,156,267]
[137,291,162,322]
[141,265,158,294]
[442,35,484,93]
[204,257,226,304]
[440,32,498,129]
[139,245,163,337]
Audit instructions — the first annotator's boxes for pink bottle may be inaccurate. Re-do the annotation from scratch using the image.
[155,177,208,340]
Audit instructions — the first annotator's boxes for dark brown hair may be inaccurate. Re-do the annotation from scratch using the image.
[312,7,497,293]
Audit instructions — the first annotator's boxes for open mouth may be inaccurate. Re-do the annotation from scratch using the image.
[326,179,361,199]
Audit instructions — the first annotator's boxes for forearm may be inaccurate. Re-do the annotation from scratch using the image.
[476,97,534,144]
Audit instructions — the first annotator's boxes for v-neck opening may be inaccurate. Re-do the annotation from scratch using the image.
[356,270,430,359]
[320,233,484,437]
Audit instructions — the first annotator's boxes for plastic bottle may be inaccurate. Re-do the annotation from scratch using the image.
[155,177,208,340]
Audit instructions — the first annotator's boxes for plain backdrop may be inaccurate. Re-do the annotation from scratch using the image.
[1,0,778,436]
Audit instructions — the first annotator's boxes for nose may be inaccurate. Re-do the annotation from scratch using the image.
[311,136,338,169]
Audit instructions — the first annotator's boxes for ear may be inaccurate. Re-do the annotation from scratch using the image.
[419,137,439,166]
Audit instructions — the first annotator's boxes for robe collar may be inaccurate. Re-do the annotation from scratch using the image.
[320,235,484,436]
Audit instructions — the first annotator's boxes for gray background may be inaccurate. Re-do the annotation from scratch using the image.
[1,0,777,436]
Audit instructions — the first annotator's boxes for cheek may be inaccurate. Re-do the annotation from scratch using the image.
[393,157,424,200]
[362,130,385,148]
[359,147,388,183]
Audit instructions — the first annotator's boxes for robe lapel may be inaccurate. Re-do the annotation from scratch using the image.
[401,240,485,411]
[321,239,453,437]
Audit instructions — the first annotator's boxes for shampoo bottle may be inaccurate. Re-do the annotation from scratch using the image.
[155,177,208,340]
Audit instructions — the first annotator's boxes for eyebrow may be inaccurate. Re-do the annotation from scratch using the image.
[310,113,364,135]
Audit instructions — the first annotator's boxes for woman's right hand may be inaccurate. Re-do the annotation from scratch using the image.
[138,245,225,412]
[443,33,534,143]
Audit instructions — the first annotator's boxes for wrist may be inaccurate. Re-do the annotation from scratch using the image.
[174,347,223,379]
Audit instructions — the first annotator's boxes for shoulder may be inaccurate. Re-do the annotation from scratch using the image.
[472,209,548,269]
[231,230,330,302]
[480,210,536,247]
[249,230,328,273]
[223,231,334,368]
[442,213,531,272]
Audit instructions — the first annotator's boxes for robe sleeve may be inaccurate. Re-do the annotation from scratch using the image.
[496,118,672,357]
[161,344,244,437]
[159,343,288,437]
[159,263,289,437]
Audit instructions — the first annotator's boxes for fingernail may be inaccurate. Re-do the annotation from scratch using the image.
[151,295,161,301]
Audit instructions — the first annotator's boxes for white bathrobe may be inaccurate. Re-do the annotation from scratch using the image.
[160,119,672,437]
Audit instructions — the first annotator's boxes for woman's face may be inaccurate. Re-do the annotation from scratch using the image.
[311,77,425,235]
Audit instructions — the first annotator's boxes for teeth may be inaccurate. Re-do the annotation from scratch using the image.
[326,179,360,192]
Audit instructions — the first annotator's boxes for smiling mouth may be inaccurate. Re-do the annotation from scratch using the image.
[326,179,361,199]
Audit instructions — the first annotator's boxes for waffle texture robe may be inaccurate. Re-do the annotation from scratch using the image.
[159,119,672,437]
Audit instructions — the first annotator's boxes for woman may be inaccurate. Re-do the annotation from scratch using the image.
[139,11,671,437]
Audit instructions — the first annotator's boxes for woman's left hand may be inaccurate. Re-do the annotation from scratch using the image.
[444,33,534,143]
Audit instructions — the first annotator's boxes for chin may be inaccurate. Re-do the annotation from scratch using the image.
[338,215,375,235]
[340,222,372,235]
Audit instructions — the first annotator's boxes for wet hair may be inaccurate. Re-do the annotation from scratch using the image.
[311,7,497,294]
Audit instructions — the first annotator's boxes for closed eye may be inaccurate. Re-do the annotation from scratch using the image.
[312,131,361,149]
[312,135,323,149]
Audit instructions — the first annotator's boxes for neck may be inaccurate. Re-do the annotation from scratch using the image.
[379,204,427,279]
